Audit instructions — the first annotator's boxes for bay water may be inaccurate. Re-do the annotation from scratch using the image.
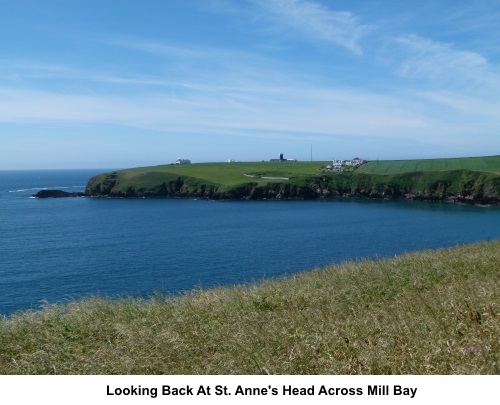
[1,169,499,316]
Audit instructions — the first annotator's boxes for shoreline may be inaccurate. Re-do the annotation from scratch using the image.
[33,188,500,206]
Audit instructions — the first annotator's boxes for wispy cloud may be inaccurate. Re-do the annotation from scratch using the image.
[251,0,370,54]
[2,33,498,158]
[0,77,461,147]
[418,90,500,123]
[0,36,496,151]
[381,34,500,127]
[206,0,370,54]
[389,34,500,90]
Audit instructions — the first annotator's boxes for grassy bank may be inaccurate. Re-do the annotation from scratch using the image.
[1,241,499,374]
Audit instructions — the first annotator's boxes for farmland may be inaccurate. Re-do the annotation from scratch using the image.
[359,155,500,174]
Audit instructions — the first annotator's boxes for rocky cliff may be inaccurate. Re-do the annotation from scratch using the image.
[84,169,500,205]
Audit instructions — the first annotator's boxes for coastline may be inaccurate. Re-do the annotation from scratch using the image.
[30,158,500,206]
[35,174,500,208]
[34,188,500,206]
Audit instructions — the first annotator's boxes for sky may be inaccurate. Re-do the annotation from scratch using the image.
[1,0,499,169]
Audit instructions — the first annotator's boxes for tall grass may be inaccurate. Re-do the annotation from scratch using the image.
[1,241,499,374]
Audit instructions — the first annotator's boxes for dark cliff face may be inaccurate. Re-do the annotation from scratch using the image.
[84,178,316,200]
[85,172,119,196]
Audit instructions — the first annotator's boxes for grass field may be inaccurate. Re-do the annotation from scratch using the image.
[122,161,331,186]
[1,241,499,374]
[359,156,500,174]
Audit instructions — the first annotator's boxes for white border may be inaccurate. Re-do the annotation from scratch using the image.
[1,375,499,404]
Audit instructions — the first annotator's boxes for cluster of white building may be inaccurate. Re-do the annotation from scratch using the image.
[175,158,191,165]
[325,157,367,172]
[174,155,366,169]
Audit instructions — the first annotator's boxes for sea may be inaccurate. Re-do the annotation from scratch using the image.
[1,169,499,316]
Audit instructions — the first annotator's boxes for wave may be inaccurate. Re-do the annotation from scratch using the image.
[8,188,45,193]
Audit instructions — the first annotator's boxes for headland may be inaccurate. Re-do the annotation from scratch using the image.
[78,156,500,205]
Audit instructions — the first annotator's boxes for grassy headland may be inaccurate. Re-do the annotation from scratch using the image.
[1,241,499,374]
[84,156,500,204]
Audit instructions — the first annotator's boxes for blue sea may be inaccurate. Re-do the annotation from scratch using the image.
[1,169,499,316]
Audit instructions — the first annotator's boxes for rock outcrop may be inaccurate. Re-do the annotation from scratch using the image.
[33,190,88,198]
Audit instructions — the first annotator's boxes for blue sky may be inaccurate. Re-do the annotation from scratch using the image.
[1,0,499,169]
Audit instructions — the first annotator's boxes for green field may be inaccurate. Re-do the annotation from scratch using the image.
[88,161,332,194]
[359,156,500,174]
[1,241,499,374]
[122,161,330,185]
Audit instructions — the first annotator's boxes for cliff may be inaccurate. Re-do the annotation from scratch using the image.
[84,165,500,205]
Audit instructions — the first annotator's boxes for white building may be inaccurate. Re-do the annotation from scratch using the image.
[175,158,191,165]
[333,161,343,172]
[352,157,366,166]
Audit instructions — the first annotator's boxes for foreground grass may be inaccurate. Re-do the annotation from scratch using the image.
[1,241,499,374]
